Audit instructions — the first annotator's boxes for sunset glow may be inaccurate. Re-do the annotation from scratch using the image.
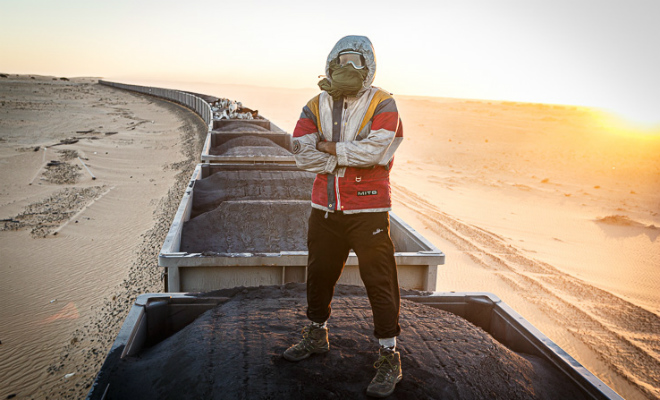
[595,108,660,137]
[606,106,660,132]
[1,0,659,127]
[584,99,660,138]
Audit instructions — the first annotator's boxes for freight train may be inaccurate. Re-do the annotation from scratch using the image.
[89,80,622,399]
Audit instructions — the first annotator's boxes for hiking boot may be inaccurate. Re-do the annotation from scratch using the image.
[366,347,403,398]
[283,324,329,362]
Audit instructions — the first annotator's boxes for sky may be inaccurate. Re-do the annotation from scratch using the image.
[1,0,659,126]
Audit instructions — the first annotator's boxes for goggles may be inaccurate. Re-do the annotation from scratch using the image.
[338,51,365,69]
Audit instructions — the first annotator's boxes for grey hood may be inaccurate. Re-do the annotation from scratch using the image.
[325,35,377,91]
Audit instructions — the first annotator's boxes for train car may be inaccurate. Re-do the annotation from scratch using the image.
[200,119,295,164]
[86,291,622,399]
[159,162,445,292]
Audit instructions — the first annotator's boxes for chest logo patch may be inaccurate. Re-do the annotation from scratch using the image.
[357,190,378,196]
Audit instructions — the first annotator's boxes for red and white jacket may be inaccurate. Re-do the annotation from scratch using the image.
[292,87,403,213]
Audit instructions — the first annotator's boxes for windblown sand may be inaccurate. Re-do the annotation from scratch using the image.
[104,284,587,400]
[0,75,207,399]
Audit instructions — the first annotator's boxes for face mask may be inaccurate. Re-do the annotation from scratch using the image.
[318,59,368,100]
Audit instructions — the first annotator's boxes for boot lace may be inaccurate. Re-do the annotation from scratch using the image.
[372,353,396,383]
[293,326,315,352]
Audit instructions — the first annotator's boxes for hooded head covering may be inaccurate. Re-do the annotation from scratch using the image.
[320,35,377,97]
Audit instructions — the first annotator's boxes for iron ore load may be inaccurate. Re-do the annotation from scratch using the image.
[90,81,623,400]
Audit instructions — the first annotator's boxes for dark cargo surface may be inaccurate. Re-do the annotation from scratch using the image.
[181,167,315,253]
[211,144,292,158]
[181,200,310,253]
[103,284,588,400]
[191,169,314,218]
[216,121,270,132]
[209,135,292,157]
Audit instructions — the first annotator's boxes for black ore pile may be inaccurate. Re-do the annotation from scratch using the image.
[191,170,314,217]
[181,200,310,253]
[104,284,589,400]
[216,122,270,132]
[210,136,292,157]
[180,167,315,253]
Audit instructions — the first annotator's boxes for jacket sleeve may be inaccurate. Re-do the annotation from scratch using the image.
[335,97,402,168]
[292,102,338,174]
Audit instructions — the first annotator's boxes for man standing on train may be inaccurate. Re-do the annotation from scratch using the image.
[283,35,404,398]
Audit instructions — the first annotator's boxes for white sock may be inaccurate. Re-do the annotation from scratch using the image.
[379,337,396,350]
[311,321,327,329]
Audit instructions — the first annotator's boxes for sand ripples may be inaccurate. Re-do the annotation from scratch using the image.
[392,184,660,400]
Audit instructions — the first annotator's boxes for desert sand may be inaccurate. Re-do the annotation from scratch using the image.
[1,75,659,399]
[0,75,207,399]
[388,96,660,400]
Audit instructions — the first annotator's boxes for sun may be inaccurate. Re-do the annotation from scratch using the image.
[591,105,660,137]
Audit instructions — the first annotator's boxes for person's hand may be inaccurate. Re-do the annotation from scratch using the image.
[316,141,337,156]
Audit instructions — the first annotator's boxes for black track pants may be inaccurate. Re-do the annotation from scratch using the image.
[306,208,401,338]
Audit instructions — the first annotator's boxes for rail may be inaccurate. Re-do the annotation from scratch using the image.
[98,80,213,132]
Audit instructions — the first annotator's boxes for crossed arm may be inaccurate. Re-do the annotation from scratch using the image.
[292,96,402,174]
[316,141,336,155]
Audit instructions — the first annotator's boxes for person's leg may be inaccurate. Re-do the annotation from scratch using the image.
[306,208,351,324]
[346,211,400,339]
[284,208,350,362]
[345,211,402,397]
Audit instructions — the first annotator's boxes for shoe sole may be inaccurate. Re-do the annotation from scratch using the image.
[366,374,402,398]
